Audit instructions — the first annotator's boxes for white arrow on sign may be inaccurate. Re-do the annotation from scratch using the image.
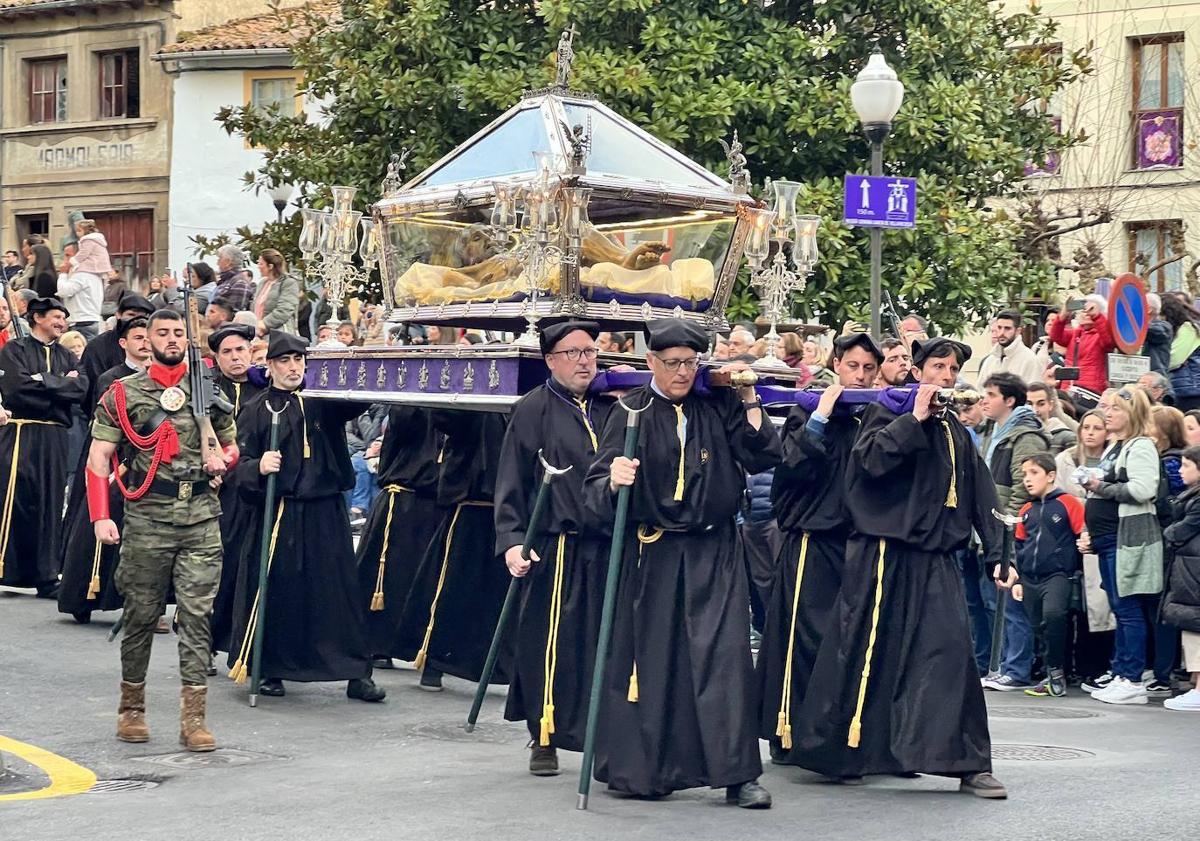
[859,179,871,210]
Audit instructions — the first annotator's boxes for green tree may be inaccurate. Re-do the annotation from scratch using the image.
[213,0,1087,334]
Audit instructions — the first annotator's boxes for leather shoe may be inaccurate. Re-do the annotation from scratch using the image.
[347,677,386,702]
[960,772,1007,799]
[419,668,443,692]
[725,780,772,809]
[529,744,559,776]
[258,678,285,697]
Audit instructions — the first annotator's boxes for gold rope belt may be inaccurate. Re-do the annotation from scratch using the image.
[0,419,62,578]
[230,499,288,684]
[848,538,887,748]
[775,532,810,750]
[413,500,493,671]
[538,532,569,746]
[369,484,412,611]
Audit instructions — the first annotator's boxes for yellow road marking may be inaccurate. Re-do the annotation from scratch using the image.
[0,735,97,801]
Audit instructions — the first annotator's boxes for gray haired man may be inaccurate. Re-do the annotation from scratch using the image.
[214,245,256,311]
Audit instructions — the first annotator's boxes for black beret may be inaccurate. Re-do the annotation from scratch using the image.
[643,318,708,353]
[266,330,309,360]
[27,296,69,318]
[116,315,148,339]
[540,320,600,355]
[911,336,972,367]
[208,323,256,353]
[117,293,154,315]
[833,331,884,363]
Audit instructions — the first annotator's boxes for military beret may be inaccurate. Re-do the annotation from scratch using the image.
[266,330,309,360]
[27,296,69,318]
[643,318,708,353]
[833,331,884,363]
[540,320,600,355]
[208,323,256,353]
[911,336,972,367]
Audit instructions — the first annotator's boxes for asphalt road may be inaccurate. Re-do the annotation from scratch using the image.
[2,586,1197,841]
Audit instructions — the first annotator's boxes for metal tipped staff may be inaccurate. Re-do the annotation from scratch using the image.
[248,402,286,708]
[466,449,573,732]
[986,509,1022,680]
[578,395,650,811]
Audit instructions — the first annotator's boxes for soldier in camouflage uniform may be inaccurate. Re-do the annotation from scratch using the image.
[87,309,237,751]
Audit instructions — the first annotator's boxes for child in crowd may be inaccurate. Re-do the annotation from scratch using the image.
[1014,452,1085,697]
[1162,446,1200,711]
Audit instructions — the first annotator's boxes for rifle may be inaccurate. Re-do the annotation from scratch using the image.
[881,289,904,341]
[1,274,27,341]
[182,285,233,469]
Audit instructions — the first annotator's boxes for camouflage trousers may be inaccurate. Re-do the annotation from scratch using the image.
[115,510,222,686]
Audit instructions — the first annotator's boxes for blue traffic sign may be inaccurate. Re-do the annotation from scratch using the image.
[843,174,917,229]
[1107,273,1149,354]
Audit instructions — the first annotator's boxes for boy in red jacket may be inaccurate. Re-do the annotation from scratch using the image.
[1013,452,1085,697]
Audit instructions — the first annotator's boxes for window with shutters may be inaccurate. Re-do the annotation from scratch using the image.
[99,49,140,119]
[28,57,68,124]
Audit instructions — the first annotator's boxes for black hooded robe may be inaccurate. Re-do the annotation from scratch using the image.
[354,406,443,656]
[226,388,372,682]
[494,381,614,750]
[392,411,511,682]
[792,404,1002,778]
[582,385,781,796]
[755,404,862,762]
[0,335,88,588]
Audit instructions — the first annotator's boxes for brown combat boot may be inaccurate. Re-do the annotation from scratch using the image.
[179,685,216,752]
[117,680,150,743]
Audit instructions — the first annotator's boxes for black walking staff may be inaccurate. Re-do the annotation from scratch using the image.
[987,509,1022,678]
[577,395,650,811]
[465,449,573,733]
[247,402,286,708]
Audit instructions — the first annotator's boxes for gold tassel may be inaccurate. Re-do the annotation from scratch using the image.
[370,488,402,612]
[627,663,639,703]
[539,534,568,747]
[370,591,384,612]
[941,420,958,509]
[87,541,103,600]
[847,540,887,748]
[776,533,809,753]
[673,404,686,501]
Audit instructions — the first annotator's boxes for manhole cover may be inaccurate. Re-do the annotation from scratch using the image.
[134,748,285,769]
[992,744,1095,761]
[409,721,526,744]
[989,707,1100,720]
[86,779,160,794]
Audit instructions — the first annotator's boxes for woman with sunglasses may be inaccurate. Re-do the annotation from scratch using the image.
[1079,388,1164,704]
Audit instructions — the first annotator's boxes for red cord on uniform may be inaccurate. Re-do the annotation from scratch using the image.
[85,468,111,522]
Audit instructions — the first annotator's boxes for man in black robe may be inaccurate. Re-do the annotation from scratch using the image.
[756,332,882,763]
[226,331,384,702]
[495,320,617,777]
[393,410,509,691]
[58,315,150,621]
[207,323,265,655]
[78,292,154,418]
[583,318,780,809]
[354,405,442,668]
[793,337,1009,798]
[0,296,89,597]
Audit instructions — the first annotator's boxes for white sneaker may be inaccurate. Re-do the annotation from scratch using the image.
[1093,677,1149,705]
[1164,689,1200,711]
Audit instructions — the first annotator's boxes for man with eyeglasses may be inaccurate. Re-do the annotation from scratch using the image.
[583,318,781,809]
[755,332,883,767]
[494,320,619,777]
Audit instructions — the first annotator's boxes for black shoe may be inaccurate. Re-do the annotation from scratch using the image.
[258,678,285,697]
[36,583,59,600]
[205,656,218,678]
[725,780,772,809]
[825,774,866,786]
[419,668,443,692]
[72,610,92,625]
[960,772,1007,799]
[372,656,396,670]
[768,741,787,765]
[347,677,386,702]
[529,744,559,776]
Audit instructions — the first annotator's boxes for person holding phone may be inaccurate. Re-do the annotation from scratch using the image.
[1047,295,1113,407]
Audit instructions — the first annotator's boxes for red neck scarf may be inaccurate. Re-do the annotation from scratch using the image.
[148,362,187,388]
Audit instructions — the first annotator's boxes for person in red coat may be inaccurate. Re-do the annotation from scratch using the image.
[1047,296,1114,400]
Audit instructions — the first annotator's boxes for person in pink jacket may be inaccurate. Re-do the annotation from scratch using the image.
[1047,295,1114,402]
[61,219,110,339]
[71,219,113,276]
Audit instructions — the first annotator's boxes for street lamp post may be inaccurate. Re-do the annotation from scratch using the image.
[268,181,293,224]
[851,49,904,339]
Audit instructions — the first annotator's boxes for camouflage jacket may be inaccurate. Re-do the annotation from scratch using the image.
[91,369,235,526]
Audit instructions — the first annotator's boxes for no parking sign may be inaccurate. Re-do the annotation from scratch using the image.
[1107,273,1149,354]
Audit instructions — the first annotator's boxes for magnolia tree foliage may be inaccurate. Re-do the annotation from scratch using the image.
[213,0,1086,334]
